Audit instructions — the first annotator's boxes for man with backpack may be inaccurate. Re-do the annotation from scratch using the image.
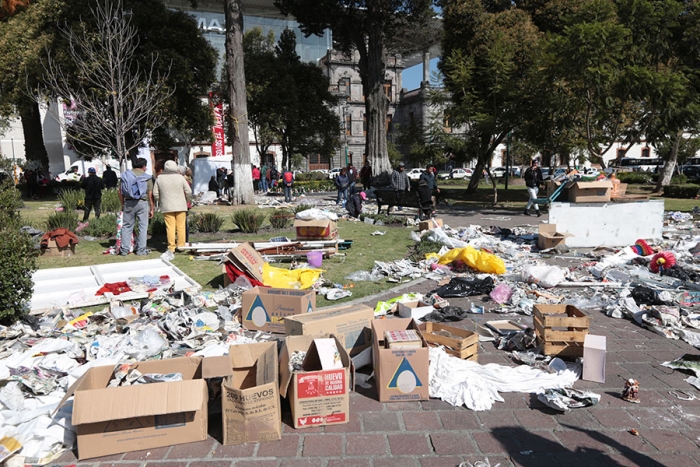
[269,165,279,189]
[524,159,543,217]
[282,169,294,202]
[118,158,154,255]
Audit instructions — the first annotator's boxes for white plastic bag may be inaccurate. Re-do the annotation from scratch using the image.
[521,265,566,288]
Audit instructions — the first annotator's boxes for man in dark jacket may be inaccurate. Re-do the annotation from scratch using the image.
[417,165,439,219]
[81,167,105,222]
[524,160,543,217]
[103,165,118,189]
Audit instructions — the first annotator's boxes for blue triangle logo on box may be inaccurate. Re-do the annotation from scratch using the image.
[387,357,423,389]
[245,295,270,326]
[306,300,314,314]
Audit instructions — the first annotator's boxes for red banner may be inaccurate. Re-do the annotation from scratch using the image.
[211,100,225,157]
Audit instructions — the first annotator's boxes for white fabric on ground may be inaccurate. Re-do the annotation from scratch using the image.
[429,346,580,411]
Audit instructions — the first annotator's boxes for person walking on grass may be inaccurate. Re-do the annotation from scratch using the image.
[524,159,543,217]
[335,167,350,207]
[81,167,104,222]
[154,160,192,253]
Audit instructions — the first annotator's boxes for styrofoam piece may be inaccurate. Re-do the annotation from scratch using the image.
[30,258,200,313]
[548,200,663,247]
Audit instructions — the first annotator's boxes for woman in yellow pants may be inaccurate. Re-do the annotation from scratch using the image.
[154,160,192,252]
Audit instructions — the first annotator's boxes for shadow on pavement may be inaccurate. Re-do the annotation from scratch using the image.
[490,425,665,467]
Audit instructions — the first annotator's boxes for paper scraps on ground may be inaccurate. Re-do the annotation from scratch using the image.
[428,347,579,411]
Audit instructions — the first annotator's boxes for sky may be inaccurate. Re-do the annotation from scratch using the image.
[401,57,440,91]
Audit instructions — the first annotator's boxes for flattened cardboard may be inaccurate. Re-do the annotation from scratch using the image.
[241,286,316,333]
[284,304,373,356]
[582,334,607,383]
[225,243,265,283]
[538,224,573,250]
[294,219,338,240]
[65,356,207,460]
[203,342,282,445]
[279,334,354,429]
[397,300,434,321]
[568,180,613,203]
[418,218,443,231]
[372,318,430,402]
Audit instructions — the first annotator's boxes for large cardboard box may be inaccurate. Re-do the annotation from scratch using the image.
[372,318,430,402]
[284,304,374,356]
[537,224,573,250]
[279,335,354,429]
[41,239,76,257]
[241,287,316,333]
[224,243,266,283]
[59,357,208,460]
[418,218,443,231]
[203,342,281,445]
[568,180,613,203]
[294,219,338,240]
[397,301,434,321]
[545,180,568,201]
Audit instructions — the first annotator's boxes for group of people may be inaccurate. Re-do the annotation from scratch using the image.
[389,162,440,219]
[250,164,295,202]
[208,167,233,199]
[23,168,51,200]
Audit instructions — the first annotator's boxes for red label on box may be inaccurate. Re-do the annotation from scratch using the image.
[297,413,346,427]
[295,370,346,399]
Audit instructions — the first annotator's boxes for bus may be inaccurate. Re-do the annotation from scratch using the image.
[609,157,663,172]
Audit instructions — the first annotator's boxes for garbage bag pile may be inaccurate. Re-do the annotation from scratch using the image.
[0,284,272,465]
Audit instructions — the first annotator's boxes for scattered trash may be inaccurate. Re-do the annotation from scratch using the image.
[629,428,640,436]
[621,378,641,404]
[371,230,386,236]
[537,388,601,412]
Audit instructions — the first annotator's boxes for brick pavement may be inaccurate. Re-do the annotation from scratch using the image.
[55,206,700,467]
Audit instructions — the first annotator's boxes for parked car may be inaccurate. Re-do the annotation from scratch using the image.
[310,169,329,175]
[540,167,551,180]
[407,168,424,180]
[490,167,507,178]
[327,168,341,180]
[450,168,473,179]
[436,170,452,180]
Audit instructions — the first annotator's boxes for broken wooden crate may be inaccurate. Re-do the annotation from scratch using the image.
[533,304,589,358]
[420,322,478,361]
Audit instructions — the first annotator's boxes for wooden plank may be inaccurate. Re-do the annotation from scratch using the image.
[540,329,588,342]
[542,341,585,358]
[427,342,478,360]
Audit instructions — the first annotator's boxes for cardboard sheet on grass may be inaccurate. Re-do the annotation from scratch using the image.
[438,246,506,275]
[58,356,207,460]
[202,342,281,445]
[30,258,201,313]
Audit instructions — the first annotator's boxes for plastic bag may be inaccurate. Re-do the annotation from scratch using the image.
[489,284,512,304]
[521,265,566,288]
[295,208,338,221]
[374,293,422,316]
[262,263,322,289]
[345,270,384,282]
[438,246,506,275]
[432,276,494,298]
[421,306,471,322]
[630,285,667,306]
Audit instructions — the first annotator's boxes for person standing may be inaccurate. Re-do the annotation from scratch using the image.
[216,167,227,197]
[118,158,154,256]
[226,169,234,199]
[154,160,192,253]
[335,167,350,206]
[208,175,219,193]
[360,160,372,189]
[252,165,261,193]
[347,163,357,196]
[282,168,294,202]
[417,165,439,219]
[103,165,118,189]
[81,167,105,222]
[260,163,268,192]
[524,159,543,217]
[390,162,410,211]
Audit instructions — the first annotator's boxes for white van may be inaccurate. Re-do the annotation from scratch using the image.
[55,160,106,182]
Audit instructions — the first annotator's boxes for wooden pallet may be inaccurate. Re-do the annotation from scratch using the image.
[421,322,478,361]
[533,304,589,358]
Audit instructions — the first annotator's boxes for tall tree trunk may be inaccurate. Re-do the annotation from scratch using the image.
[654,132,681,193]
[225,0,254,205]
[20,101,49,169]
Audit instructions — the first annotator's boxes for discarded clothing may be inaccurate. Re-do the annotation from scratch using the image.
[40,228,79,249]
[537,388,601,412]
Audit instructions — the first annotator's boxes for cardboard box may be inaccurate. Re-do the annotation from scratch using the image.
[284,304,374,356]
[241,287,316,333]
[58,357,207,460]
[420,322,478,361]
[537,224,573,250]
[418,218,443,231]
[203,342,281,445]
[279,335,353,429]
[397,300,435,321]
[582,335,606,383]
[41,239,76,257]
[568,180,613,203]
[533,304,590,358]
[224,243,266,283]
[372,318,430,402]
[294,219,338,240]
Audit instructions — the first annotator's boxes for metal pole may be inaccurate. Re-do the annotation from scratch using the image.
[505,132,510,189]
[11,138,17,184]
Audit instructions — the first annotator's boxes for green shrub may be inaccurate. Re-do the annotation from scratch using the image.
[296,172,328,182]
[81,214,117,237]
[231,208,266,233]
[148,211,167,236]
[58,188,84,211]
[269,208,293,229]
[101,188,121,213]
[294,180,336,192]
[46,210,79,231]
[616,172,652,184]
[409,236,444,262]
[189,212,225,233]
[361,213,405,225]
[664,184,699,198]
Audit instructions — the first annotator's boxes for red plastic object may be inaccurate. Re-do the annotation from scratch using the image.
[650,251,676,273]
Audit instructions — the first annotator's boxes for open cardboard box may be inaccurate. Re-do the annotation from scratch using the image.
[293,219,338,240]
[223,242,266,284]
[58,357,208,460]
[568,180,613,203]
[538,224,573,250]
[203,342,281,445]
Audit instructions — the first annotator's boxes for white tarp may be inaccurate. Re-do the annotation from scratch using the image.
[191,156,231,195]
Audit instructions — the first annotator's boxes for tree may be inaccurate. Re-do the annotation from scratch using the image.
[38,0,174,170]
[275,0,435,178]
[439,0,542,194]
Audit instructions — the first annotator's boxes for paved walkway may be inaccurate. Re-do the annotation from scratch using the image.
[56,205,700,467]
